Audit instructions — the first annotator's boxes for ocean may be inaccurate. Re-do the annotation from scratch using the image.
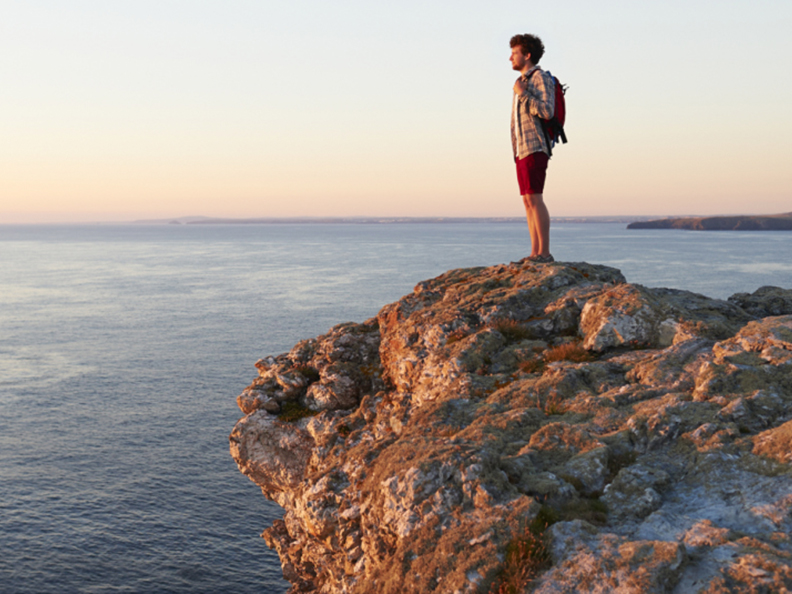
[1,222,791,593]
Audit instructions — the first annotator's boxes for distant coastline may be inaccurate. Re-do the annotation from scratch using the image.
[8,214,789,227]
[133,215,660,225]
[627,212,792,230]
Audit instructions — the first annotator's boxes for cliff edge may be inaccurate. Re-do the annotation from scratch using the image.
[230,260,792,593]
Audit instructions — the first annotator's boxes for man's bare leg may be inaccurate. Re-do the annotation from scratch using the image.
[523,202,539,257]
[522,193,550,256]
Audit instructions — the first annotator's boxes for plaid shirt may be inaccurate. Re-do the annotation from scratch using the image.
[511,66,555,159]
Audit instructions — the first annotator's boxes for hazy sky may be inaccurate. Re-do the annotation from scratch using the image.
[2,0,790,222]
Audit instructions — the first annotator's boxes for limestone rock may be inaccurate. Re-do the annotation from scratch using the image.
[601,464,670,520]
[229,410,314,502]
[580,284,751,352]
[538,521,687,593]
[230,260,792,594]
[238,319,384,415]
[695,316,792,400]
[753,419,792,464]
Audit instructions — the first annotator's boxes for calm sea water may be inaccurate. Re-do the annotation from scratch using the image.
[1,222,790,594]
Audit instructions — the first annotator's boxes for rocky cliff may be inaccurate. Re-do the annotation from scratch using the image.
[230,260,792,594]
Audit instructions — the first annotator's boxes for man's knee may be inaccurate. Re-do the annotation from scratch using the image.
[522,193,544,208]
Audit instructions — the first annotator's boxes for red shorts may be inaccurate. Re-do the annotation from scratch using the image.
[515,152,549,195]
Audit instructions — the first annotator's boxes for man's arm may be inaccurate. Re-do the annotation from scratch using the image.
[515,71,554,120]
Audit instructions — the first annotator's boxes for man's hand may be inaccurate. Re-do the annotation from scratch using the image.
[513,77,527,95]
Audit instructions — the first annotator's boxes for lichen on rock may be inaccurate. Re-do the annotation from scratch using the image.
[230,261,792,593]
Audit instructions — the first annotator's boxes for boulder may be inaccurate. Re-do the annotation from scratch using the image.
[728,285,792,318]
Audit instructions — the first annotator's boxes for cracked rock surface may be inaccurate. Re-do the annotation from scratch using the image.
[230,260,792,593]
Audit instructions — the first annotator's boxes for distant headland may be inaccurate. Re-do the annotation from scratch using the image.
[627,212,792,230]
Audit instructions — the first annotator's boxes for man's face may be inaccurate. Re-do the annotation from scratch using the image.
[510,46,530,71]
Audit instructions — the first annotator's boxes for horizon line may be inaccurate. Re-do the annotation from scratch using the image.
[3,212,789,226]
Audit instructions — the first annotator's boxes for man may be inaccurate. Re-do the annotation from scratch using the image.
[510,34,555,263]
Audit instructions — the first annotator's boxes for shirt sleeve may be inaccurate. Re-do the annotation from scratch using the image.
[517,71,555,120]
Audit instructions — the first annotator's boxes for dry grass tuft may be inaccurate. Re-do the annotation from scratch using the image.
[543,392,567,415]
[489,509,554,594]
[543,341,594,364]
[491,319,532,343]
[529,392,568,415]
[519,340,594,377]
[518,358,546,374]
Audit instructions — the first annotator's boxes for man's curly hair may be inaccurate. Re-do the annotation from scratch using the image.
[510,34,545,64]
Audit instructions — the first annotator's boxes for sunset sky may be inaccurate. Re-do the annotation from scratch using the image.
[2,0,790,223]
